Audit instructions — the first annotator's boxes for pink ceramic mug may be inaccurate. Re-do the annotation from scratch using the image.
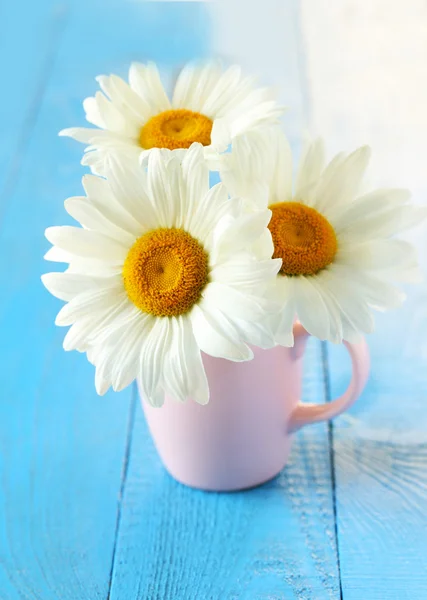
[141,323,370,491]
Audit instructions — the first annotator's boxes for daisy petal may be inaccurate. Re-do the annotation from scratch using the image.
[82,174,143,237]
[295,138,325,201]
[64,303,137,352]
[181,143,210,231]
[88,303,144,347]
[210,256,281,289]
[191,301,253,362]
[270,128,293,203]
[251,228,275,260]
[190,182,230,240]
[333,188,412,229]
[323,269,375,337]
[201,65,245,116]
[86,91,136,136]
[172,62,221,112]
[138,317,171,406]
[95,368,111,396]
[111,315,153,392]
[337,239,422,282]
[105,153,160,231]
[44,246,74,263]
[274,277,296,346]
[128,62,170,113]
[82,95,105,128]
[42,272,120,302]
[164,316,209,404]
[219,131,268,207]
[292,276,331,341]
[310,276,343,344]
[204,281,276,321]
[212,209,272,264]
[64,197,135,245]
[63,318,97,352]
[343,267,405,310]
[314,145,371,214]
[59,127,100,143]
[338,204,427,241]
[96,74,151,124]
[55,288,126,327]
[45,226,128,263]
[146,148,179,228]
[232,316,277,350]
[209,117,232,153]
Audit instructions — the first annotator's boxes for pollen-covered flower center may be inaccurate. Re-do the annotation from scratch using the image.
[139,109,213,150]
[268,202,337,276]
[123,228,209,317]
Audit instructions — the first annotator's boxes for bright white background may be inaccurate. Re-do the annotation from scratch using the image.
[212,0,427,240]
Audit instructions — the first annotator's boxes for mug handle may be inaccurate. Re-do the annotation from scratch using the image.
[288,322,370,433]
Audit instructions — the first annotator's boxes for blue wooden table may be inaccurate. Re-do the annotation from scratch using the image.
[1,1,427,598]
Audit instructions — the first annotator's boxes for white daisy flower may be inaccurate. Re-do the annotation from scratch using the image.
[60,62,284,175]
[42,144,282,406]
[220,128,427,346]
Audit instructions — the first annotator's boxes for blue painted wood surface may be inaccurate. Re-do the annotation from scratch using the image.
[328,298,427,600]
[0,1,426,598]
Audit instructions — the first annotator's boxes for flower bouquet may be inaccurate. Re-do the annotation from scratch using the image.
[42,63,425,491]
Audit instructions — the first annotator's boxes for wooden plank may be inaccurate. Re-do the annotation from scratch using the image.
[0,1,211,598]
[0,5,133,599]
[0,0,64,196]
[327,304,427,600]
[300,1,427,596]
[110,342,341,600]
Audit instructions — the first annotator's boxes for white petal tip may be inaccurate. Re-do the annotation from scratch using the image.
[357,145,372,163]
[232,346,254,362]
[54,315,68,327]
[44,226,59,244]
[41,273,60,296]
[43,248,56,262]
[147,398,165,408]
[96,379,110,396]
[276,334,294,348]
[195,395,210,406]
[40,273,49,287]
[44,246,69,263]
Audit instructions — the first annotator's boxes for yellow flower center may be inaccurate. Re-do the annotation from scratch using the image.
[123,228,209,317]
[139,109,213,150]
[268,202,337,276]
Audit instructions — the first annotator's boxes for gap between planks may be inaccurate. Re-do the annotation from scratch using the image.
[107,386,138,600]
[322,342,344,600]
